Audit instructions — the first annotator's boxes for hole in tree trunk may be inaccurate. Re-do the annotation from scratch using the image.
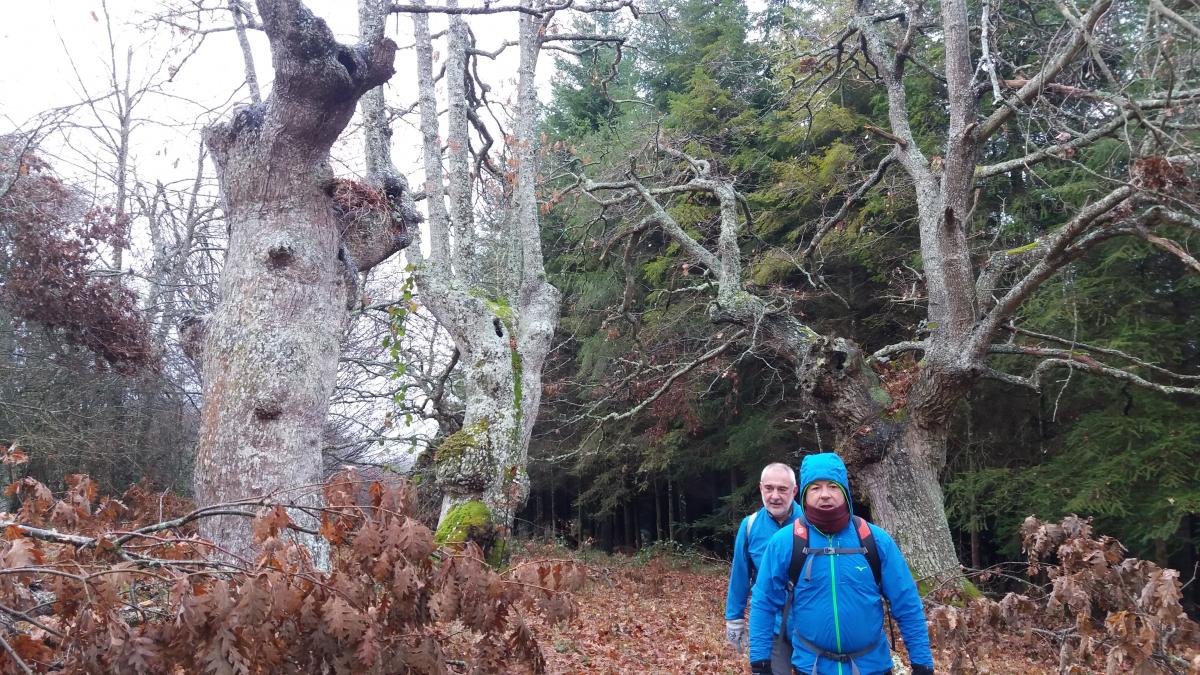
[832,349,847,371]
[267,244,295,268]
[336,47,357,77]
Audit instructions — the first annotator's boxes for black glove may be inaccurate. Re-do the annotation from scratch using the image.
[749,660,772,675]
[910,665,934,675]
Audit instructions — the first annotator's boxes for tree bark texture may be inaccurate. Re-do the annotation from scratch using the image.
[391,0,560,537]
[194,0,403,562]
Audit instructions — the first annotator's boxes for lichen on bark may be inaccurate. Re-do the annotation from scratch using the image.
[433,417,494,492]
[190,0,414,565]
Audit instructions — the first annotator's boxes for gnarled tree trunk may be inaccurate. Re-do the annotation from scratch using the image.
[404,0,561,537]
[356,0,561,549]
[193,0,408,562]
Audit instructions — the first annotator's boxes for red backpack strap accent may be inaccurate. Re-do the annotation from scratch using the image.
[787,521,809,588]
[854,516,871,540]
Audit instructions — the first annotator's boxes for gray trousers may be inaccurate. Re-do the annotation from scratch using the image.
[772,590,795,675]
[770,632,792,675]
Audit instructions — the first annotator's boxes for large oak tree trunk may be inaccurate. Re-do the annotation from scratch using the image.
[193,176,343,560]
[857,425,961,588]
[428,311,533,527]
[791,328,966,587]
[193,0,403,562]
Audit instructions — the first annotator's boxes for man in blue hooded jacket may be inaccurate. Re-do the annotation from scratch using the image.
[725,462,802,673]
[748,453,934,675]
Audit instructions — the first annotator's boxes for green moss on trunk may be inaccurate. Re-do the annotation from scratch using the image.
[434,500,511,567]
[485,536,509,567]
[432,415,492,482]
[434,500,492,545]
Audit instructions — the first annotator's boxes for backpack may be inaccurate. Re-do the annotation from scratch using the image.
[782,516,892,666]
[742,509,796,584]
[787,515,882,590]
[744,511,760,583]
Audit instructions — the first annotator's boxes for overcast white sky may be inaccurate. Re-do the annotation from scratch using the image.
[0,0,557,192]
[3,1,425,183]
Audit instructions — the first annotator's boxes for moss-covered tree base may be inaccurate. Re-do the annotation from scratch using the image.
[434,500,510,567]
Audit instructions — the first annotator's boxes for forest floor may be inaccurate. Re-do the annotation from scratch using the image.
[514,543,1062,675]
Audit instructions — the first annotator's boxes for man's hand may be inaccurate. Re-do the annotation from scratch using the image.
[910,665,934,675]
[724,619,747,654]
[749,660,772,675]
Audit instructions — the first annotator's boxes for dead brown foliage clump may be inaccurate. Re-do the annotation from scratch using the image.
[0,138,155,372]
[0,455,581,674]
[928,515,1200,674]
[329,178,388,224]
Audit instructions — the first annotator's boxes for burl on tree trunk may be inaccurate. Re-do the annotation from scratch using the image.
[193,0,409,563]
[798,335,967,589]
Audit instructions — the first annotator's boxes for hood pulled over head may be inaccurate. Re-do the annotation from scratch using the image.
[799,452,852,516]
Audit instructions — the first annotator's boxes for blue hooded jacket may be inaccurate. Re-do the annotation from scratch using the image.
[747,453,934,674]
[725,501,802,622]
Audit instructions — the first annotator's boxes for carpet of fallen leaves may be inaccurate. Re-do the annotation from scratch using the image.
[514,544,1064,675]
[522,554,740,673]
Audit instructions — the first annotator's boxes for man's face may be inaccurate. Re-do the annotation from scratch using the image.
[804,479,846,510]
[759,468,798,519]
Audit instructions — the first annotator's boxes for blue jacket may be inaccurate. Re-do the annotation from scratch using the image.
[748,453,934,674]
[725,502,801,622]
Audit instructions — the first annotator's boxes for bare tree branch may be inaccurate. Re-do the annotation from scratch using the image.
[1135,228,1200,273]
[975,113,1127,180]
[855,10,931,181]
[1001,324,1200,382]
[988,345,1200,396]
[869,340,927,363]
[979,0,1004,103]
[979,366,1040,390]
[973,0,1113,143]
[970,185,1136,357]
[391,1,569,17]
[800,150,898,261]
[592,329,748,424]
[228,0,262,102]
[1150,0,1200,40]
[411,1,451,267]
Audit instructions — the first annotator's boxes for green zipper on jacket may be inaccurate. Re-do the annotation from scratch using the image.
[815,528,844,675]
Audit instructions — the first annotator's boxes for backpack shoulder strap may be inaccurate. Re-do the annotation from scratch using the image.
[854,516,883,589]
[744,512,759,582]
[787,519,809,588]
